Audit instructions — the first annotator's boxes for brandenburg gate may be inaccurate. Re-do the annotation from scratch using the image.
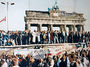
[24,7,86,32]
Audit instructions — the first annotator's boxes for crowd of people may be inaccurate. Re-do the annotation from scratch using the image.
[0,30,90,45]
[0,49,89,67]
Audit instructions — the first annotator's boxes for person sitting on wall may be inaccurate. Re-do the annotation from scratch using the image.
[6,38,15,46]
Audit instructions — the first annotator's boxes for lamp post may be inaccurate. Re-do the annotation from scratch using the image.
[1,2,14,32]
[28,0,30,10]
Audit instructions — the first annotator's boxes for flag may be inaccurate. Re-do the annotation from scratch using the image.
[0,17,6,23]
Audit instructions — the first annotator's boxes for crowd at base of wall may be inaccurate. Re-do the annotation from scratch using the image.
[0,44,89,67]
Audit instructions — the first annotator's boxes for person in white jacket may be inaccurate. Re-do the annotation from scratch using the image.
[80,57,89,67]
[49,58,54,67]
[32,30,37,43]
[1,59,8,67]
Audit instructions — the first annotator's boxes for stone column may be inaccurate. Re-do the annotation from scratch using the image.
[82,25,84,32]
[79,25,83,32]
[64,25,66,31]
[51,24,53,31]
[73,25,75,32]
[37,24,42,31]
[60,25,63,32]
[73,21,76,32]
[39,24,42,31]
[48,24,51,31]
[80,25,84,33]
[27,24,30,30]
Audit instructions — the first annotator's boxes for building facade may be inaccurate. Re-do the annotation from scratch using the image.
[24,7,86,32]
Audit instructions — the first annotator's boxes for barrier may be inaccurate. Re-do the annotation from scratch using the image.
[0,43,89,59]
[12,43,75,59]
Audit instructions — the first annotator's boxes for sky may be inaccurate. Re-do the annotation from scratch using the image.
[0,0,90,31]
